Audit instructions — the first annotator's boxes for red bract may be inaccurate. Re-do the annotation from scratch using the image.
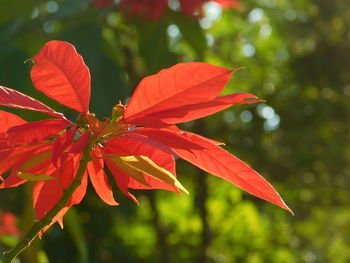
[120,0,168,20]
[0,211,20,237]
[93,0,240,20]
[0,41,292,234]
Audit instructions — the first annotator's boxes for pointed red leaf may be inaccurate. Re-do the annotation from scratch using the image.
[125,133,177,156]
[214,0,240,8]
[32,152,86,218]
[128,128,204,150]
[68,172,88,206]
[59,153,82,189]
[0,172,26,189]
[105,137,178,192]
[52,128,77,167]
[19,150,53,173]
[53,207,70,229]
[124,63,234,123]
[30,41,91,113]
[38,207,70,238]
[0,144,51,176]
[0,86,64,118]
[88,151,119,206]
[33,180,63,220]
[7,119,70,146]
[69,132,90,154]
[130,129,292,213]
[105,160,139,204]
[138,93,261,125]
[0,110,26,134]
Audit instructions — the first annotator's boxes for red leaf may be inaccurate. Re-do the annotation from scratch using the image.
[136,93,261,125]
[124,63,234,123]
[0,86,63,118]
[131,129,293,213]
[88,151,119,206]
[0,110,26,134]
[125,133,177,156]
[59,153,81,189]
[7,119,70,146]
[213,0,240,8]
[105,160,139,204]
[30,41,91,113]
[68,172,88,206]
[0,212,20,236]
[52,128,77,167]
[105,137,178,192]
[35,157,80,235]
[179,0,203,16]
[119,0,168,20]
[0,144,51,177]
[128,128,204,150]
[38,207,70,238]
[69,132,90,154]
[33,180,63,220]
[0,172,26,189]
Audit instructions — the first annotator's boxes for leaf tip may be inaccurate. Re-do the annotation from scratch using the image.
[177,183,189,195]
[285,204,294,216]
[231,66,245,73]
[24,57,34,64]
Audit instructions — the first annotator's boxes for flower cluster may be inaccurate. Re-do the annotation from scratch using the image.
[94,0,240,20]
[0,41,291,233]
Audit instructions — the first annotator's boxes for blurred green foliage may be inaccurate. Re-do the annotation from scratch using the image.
[1,0,350,262]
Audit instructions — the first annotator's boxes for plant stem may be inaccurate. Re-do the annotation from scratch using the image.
[2,143,92,263]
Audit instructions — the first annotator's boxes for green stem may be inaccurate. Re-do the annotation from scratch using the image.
[2,143,92,263]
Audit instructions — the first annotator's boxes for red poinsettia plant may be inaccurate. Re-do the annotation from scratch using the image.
[0,40,291,261]
[94,0,240,20]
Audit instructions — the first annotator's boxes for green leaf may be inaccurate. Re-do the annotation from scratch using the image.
[110,156,152,187]
[20,151,52,171]
[17,172,55,182]
[114,155,189,194]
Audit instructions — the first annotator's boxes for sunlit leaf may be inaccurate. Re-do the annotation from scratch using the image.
[7,119,70,146]
[138,93,261,125]
[124,63,233,123]
[0,144,51,176]
[0,86,63,118]
[214,0,240,8]
[30,41,91,113]
[52,128,77,167]
[105,160,139,204]
[17,172,55,182]
[112,155,188,194]
[88,151,119,206]
[130,128,292,213]
[33,180,63,220]
[20,151,52,171]
[0,110,26,133]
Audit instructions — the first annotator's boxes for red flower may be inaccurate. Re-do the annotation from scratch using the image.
[93,0,240,20]
[119,0,168,20]
[0,211,20,237]
[0,41,291,234]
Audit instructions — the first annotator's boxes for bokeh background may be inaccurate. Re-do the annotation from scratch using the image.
[1,0,350,262]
